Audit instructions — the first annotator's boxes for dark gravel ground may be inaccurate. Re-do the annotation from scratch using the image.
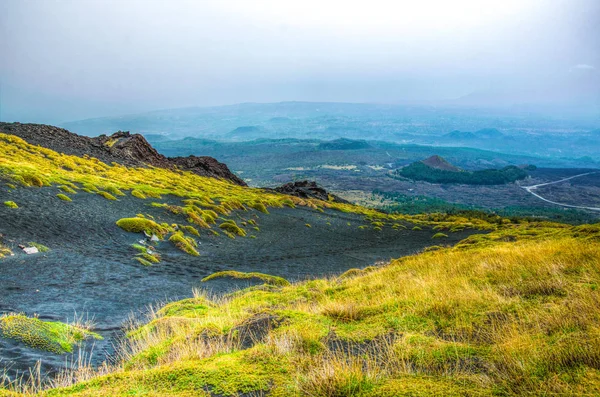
[0,185,479,379]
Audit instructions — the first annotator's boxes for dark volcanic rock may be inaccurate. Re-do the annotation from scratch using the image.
[0,122,246,186]
[272,180,349,203]
[170,155,246,186]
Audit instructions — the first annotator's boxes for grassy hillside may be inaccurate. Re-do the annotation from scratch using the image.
[2,223,599,396]
[1,132,599,396]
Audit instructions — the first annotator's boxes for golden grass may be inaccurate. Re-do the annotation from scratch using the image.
[3,225,596,396]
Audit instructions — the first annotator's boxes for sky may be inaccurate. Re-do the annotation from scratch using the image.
[1,0,599,124]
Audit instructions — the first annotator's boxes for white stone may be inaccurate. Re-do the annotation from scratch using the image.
[23,247,39,255]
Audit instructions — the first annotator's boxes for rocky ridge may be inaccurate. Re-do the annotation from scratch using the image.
[0,123,246,186]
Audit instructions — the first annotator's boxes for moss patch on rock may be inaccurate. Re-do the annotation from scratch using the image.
[0,314,102,354]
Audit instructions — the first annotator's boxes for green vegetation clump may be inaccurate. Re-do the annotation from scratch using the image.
[5,183,16,189]
[0,314,101,354]
[169,231,199,256]
[249,201,269,214]
[396,161,528,185]
[116,218,167,237]
[180,225,200,237]
[0,243,12,259]
[3,201,18,208]
[135,257,153,267]
[56,193,72,202]
[81,183,100,193]
[27,242,49,252]
[219,220,246,237]
[138,253,160,264]
[432,232,448,239]
[97,191,117,200]
[59,185,77,194]
[202,270,290,287]
[131,243,148,253]
[130,189,146,199]
[105,186,125,196]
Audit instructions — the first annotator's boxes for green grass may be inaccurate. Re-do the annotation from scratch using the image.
[0,314,101,354]
[6,223,596,396]
[3,201,18,208]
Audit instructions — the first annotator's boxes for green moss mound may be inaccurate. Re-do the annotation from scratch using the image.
[0,314,102,354]
[218,220,246,237]
[56,193,72,202]
[97,191,117,201]
[202,270,290,287]
[432,232,448,239]
[131,189,146,199]
[59,185,77,194]
[105,186,125,196]
[3,201,18,208]
[249,201,269,214]
[169,231,199,256]
[116,218,167,237]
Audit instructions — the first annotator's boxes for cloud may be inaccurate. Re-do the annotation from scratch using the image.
[573,64,596,70]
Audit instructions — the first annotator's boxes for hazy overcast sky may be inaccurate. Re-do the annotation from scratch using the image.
[1,0,598,123]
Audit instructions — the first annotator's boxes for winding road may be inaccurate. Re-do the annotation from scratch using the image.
[520,172,600,212]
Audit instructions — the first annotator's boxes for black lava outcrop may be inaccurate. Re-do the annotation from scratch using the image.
[0,122,246,186]
[272,181,349,203]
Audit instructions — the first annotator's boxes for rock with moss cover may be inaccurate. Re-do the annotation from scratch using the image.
[0,314,102,354]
